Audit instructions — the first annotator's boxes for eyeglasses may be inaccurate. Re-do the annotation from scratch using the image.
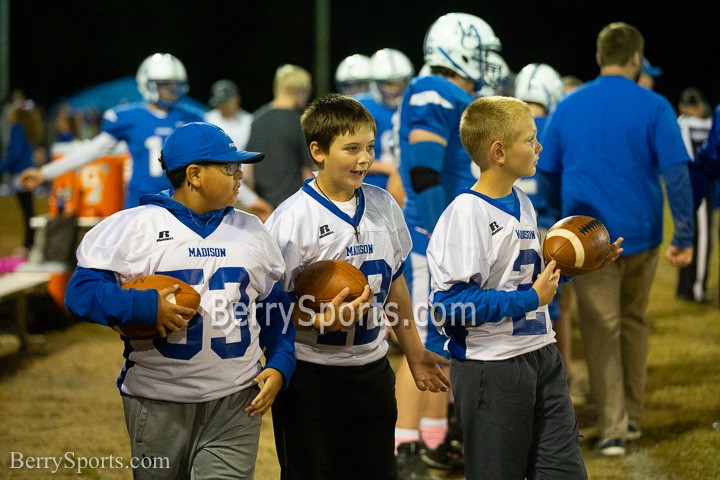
[197,161,242,176]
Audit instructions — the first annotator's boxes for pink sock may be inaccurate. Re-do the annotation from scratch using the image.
[420,418,448,450]
[395,428,420,455]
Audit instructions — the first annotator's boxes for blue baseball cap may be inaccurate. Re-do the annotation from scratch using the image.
[162,122,264,172]
[642,58,662,78]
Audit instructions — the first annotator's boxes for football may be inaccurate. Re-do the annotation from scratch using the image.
[294,260,368,311]
[543,215,611,276]
[116,274,201,339]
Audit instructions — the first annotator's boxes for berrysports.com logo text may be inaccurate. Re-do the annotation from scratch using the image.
[9,451,170,474]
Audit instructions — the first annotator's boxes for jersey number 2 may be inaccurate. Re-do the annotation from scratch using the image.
[511,249,548,336]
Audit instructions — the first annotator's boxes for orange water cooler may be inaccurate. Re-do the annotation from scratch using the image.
[46,141,129,308]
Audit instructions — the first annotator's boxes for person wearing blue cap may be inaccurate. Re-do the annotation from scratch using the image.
[64,122,296,479]
[638,57,662,90]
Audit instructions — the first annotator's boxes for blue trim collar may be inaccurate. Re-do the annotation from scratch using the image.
[459,187,521,221]
[302,179,366,236]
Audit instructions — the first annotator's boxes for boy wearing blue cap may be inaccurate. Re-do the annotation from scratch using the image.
[65,122,296,479]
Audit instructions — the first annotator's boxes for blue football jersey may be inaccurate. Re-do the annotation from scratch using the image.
[357,93,397,189]
[101,102,204,207]
[397,74,476,253]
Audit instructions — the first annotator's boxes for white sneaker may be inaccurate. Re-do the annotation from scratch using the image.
[598,438,626,456]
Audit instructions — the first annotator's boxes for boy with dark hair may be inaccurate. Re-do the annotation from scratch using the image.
[266,93,449,480]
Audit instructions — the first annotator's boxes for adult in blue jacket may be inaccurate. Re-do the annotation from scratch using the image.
[538,22,693,457]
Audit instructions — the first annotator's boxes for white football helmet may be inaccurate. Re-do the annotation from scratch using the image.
[423,12,501,89]
[369,48,415,108]
[136,53,189,108]
[514,63,563,112]
[476,52,512,97]
[335,54,372,95]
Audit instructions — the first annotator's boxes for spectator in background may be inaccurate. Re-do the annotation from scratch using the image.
[335,54,372,96]
[538,22,693,457]
[19,53,205,208]
[53,104,81,142]
[676,87,713,303]
[1,89,28,149]
[561,75,583,94]
[689,102,720,307]
[206,80,253,150]
[245,64,314,209]
[205,79,273,221]
[0,98,46,253]
[638,57,662,90]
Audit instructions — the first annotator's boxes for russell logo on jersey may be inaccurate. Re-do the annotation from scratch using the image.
[489,221,503,236]
[157,230,174,242]
[319,224,334,239]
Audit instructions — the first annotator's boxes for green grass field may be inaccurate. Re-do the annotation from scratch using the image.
[0,194,718,479]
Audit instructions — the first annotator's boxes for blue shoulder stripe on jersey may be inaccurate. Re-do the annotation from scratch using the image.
[301,179,366,229]
[459,188,521,221]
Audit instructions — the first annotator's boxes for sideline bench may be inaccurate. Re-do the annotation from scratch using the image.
[0,272,52,356]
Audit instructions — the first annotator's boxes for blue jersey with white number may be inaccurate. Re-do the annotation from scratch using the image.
[357,93,397,190]
[65,192,295,402]
[427,188,555,361]
[266,180,412,366]
[398,74,476,254]
[101,102,204,208]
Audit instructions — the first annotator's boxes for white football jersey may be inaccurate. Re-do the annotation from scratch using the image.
[75,205,286,402]
[677,114,712,159]
[427,188,555,361]
[266,181,412,366]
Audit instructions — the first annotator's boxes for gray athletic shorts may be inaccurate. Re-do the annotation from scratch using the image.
[122,386,261,480]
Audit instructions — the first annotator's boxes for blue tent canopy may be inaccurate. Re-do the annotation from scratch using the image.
[56,76,207,113]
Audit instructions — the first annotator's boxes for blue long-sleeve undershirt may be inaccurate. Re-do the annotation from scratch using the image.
[256,283,296,389]
[433,282,539,326]
[65,267,158,328]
